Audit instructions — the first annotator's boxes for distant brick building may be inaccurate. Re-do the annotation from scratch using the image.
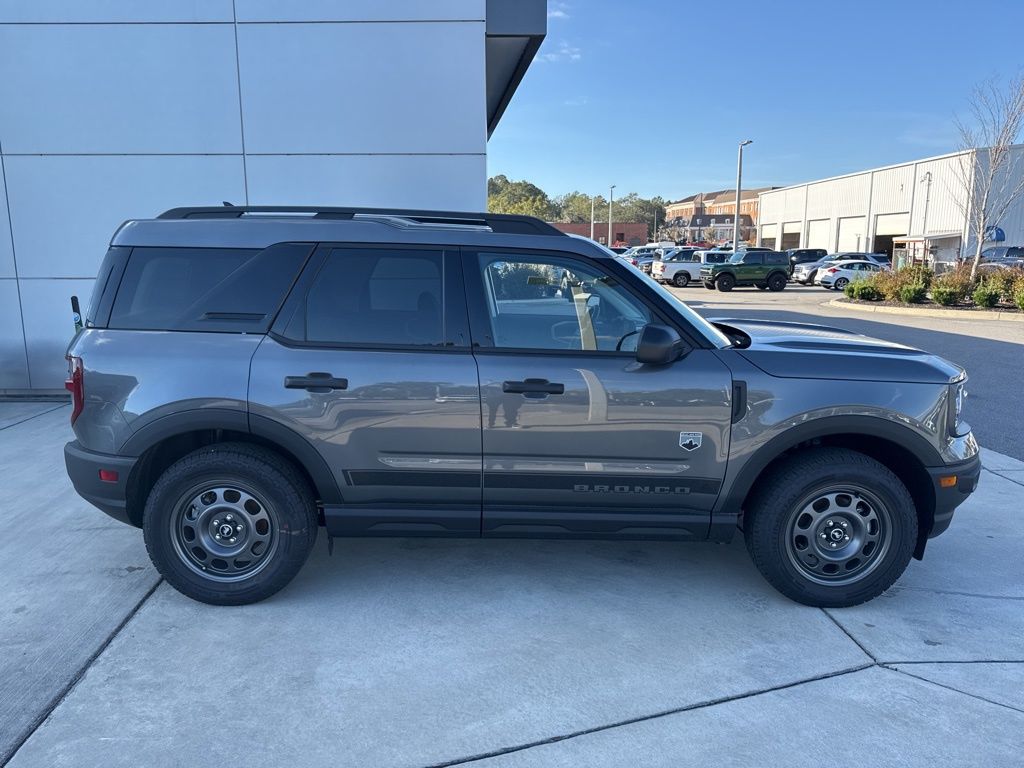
[549,222,650,246]
[663,187,776,244]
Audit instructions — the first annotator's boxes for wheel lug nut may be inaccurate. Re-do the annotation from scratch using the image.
[840,521,848,528]
[844,535,850,541]
[235,525,242,532]
[215,534,221,540]
[826,520,834,527]
[226,515,233,522]
[213,519,220,526]
[819,533,827,539]
[229,537,237,544]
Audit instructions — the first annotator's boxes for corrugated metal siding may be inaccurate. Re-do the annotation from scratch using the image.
[756,146,1024,258]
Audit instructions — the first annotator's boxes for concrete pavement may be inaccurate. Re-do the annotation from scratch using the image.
[1,402,1021,767]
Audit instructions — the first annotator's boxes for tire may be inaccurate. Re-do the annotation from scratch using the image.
[143,443,318,606]
[834,277,850,290]
[767,272,788,292]
[743,447,917,607]
[703,281,715,290]
[755,284,767,291]
[716,274,736,292]
[673,272,690,288]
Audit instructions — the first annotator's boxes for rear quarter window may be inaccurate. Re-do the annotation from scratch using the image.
[108,244,312,332]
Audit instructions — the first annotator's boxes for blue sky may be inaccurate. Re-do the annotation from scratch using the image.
[488,0,1024,201]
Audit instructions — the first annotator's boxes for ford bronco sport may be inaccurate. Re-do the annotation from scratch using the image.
[701,250,792,292]
[64,206,980,607]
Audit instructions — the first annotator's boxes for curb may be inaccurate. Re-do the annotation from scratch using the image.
[826,299,1024,323]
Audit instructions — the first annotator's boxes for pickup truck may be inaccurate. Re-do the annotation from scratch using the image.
[653,249,729,287]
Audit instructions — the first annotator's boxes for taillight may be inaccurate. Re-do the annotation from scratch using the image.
[65,355,84,425]
[826,267,838,274]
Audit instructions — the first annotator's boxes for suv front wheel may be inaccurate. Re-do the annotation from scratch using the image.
[143,443,318,605]
[743,447,917,607]
[716,274,736,292]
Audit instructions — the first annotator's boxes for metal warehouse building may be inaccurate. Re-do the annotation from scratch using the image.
[756,146,1024,263]
[0,0,545,392]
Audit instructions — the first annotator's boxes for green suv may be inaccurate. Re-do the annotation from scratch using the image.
[701,250,791,292]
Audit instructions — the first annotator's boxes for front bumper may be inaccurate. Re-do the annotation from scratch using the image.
[64,440,138,526]
[925,452,982,540]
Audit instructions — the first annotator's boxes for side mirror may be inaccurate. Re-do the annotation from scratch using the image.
[636,324,689,365]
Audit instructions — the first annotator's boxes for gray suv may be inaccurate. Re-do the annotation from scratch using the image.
[64,206,980,607]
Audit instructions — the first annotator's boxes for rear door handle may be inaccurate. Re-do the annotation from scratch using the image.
[502,378,565,398]
[284,372,349,392]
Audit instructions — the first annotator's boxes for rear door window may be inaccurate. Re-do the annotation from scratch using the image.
[109,244,311,332]
[290,248,447,347]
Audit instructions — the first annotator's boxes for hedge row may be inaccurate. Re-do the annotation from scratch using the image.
[844,264,1024,310]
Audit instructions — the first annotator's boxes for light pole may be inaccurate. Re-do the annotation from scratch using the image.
[608,184,616,246]
[920,171,933,237]
[590,196,596,240]
[733,140,752,250]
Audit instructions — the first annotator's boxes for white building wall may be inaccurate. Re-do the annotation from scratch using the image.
[758,146,1024,258]
[0,0,489,390]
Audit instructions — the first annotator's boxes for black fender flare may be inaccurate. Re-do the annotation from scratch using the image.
[716,414,943,516]
[119,408,342,505]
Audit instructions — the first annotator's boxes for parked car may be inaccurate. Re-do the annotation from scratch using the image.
[653,249,725,287]
[981,246,1024,261]
[786,248,828,267]
[793,253,886,285]
[817,260,886,290]
[700,250,792,292]
[64,205,979,608]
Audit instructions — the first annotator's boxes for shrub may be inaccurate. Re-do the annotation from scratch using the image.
[845,280,882,301]
[972,282,1000,308]
[901,265,934,290]
[985,266,1024,302]
[897,282,927,304]
[931,264,975,302]
[931,285,960,306]
[1013,277,1024,311]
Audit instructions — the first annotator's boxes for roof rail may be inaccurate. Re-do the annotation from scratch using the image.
[157,206,565,236]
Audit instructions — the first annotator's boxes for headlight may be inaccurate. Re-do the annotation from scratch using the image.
[949,379,967,435]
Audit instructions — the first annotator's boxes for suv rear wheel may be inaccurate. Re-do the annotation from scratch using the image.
[743,447,917,607]
[767,272,788,292]
[673,272,690,287]
[143,443,318,605]
[716,274,736,292]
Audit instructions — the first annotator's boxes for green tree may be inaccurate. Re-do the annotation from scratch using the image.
[487,175,556,219]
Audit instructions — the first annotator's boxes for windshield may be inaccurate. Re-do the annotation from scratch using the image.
[616,257,731,348]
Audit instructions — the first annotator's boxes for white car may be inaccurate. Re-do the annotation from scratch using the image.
[817,260,885,290]
[653,249,727,287]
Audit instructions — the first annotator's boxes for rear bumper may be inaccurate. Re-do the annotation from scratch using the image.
[926,453,982,539]
[64,440,138,526]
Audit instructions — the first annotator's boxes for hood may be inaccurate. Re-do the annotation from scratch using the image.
[711,317,963,384]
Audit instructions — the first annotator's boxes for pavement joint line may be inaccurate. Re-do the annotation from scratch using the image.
[881,664,1024,716]
[890,585,1024,602]
[990,471,1024,488]
[1,577,164,767]
[821,608,877,663]
[0,403,67,431]
[882,659,1024,665]
[421,663,875,768]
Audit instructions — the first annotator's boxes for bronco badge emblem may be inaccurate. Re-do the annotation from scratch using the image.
[679,432,702,451]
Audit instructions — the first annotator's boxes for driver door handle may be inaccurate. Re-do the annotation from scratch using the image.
[502,379,565,398]
[284,372,349,392]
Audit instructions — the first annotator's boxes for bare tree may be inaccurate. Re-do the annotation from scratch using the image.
[952,75,1024,278]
